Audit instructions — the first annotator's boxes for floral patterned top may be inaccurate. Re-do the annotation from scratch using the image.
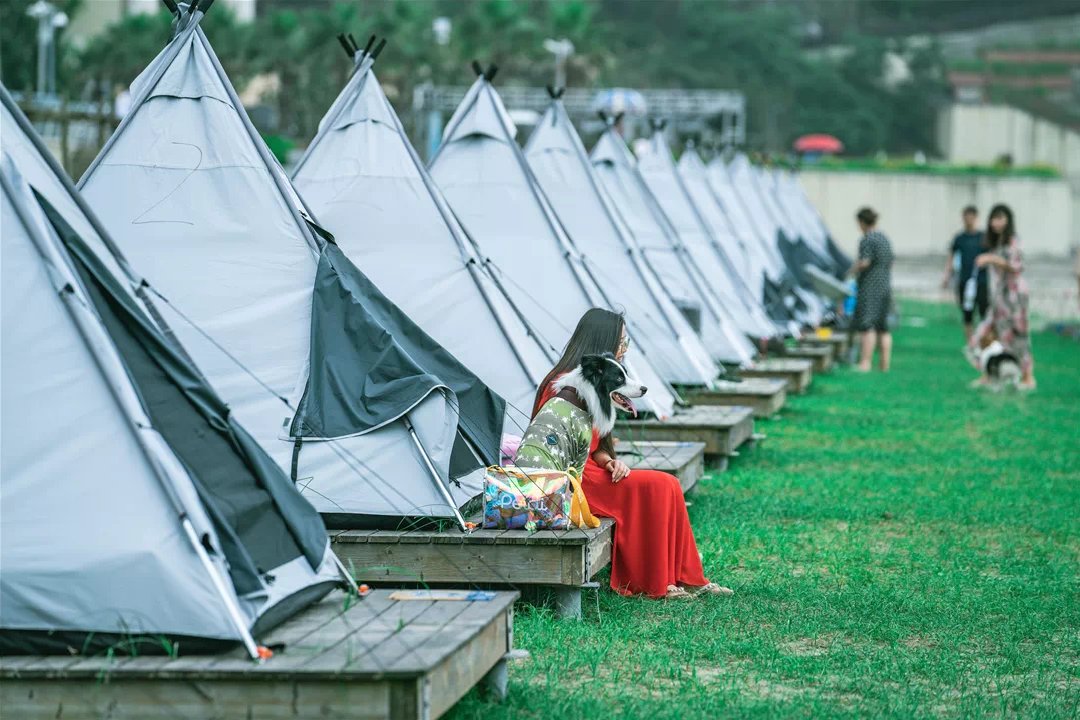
[513,397,592,474]
[970,236,1033,373]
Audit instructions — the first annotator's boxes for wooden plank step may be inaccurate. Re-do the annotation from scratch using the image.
[615,405,755,459]
[740,357,814,394]
[0,589,518,720]
[799,332,850,361]
[616,440,706,494]
[784,343,834,373]
[331,517,615,588]
[679,377,788,418]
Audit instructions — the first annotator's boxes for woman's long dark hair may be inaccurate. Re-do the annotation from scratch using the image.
[985,203,1016,250]
[533,308,625,458]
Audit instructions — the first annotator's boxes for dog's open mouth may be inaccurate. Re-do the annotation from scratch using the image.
[611,392,637,417]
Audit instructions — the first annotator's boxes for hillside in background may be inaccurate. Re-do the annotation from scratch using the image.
[1,0,1077,155]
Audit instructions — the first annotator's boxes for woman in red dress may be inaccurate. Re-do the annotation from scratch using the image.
[533,309,732,600]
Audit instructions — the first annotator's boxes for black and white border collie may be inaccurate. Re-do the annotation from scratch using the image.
[553,352,648,436]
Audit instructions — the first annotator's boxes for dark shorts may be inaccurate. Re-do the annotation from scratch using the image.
[958,284,989,324]
[854,292,892,333]
[855,313,890,333]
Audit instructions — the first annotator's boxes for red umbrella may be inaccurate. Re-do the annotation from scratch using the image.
[794,134,844,154]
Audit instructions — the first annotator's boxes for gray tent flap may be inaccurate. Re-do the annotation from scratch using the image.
[295,246,446,439]
[295,242,502,477]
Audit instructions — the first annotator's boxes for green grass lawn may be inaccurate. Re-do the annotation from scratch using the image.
[450,302,1080,719]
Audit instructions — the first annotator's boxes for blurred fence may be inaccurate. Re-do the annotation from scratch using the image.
[11,92,118,180]
[893,256,1080,325]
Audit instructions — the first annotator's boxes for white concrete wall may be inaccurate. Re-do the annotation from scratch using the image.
[799,170,1073,258]
[938,104,1080,171]
[937,104,1080,253]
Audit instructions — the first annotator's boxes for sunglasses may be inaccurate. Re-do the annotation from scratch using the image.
[617,336,631,352]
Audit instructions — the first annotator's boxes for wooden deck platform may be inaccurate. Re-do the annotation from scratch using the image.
[680,377,789,418]
[740,357,814,394]
[799,332,850,362]
[784,343,834,373]
[615,405,755,461]
[0,589,518,720]
[617,440,706,493]
[331,519,614,619]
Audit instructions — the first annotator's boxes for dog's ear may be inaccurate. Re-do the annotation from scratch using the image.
[580,354,607,386]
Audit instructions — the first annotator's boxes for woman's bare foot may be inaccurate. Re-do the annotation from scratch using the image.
[664,584,693,600]
[969,376,990,389]
[683,582,734,597]
[1018,380,1037,392]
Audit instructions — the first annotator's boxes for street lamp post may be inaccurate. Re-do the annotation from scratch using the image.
[26,0,68,101]
[542,38,574,89]
[426,17,453,160]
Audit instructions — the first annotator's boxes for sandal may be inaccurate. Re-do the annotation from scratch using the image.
[664,584,693,600]
[684,582,734,597]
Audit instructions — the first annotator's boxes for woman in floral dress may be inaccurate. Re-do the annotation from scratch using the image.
[968,204,1036,390]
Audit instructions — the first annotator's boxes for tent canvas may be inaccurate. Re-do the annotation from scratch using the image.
[697,152,775,312]
[719,154,822,326]
[429,70,677,419]
[590,125,755,365]
[755,166,838,284]
[1,85,342,659]
[743,161,829,318]
[524,94,718,387]
[292,46,553,424]
[708,155,786,285]
[676,147,756,281]
[76,6,500,528]
[778,169,851,276]
[657,139,781,339]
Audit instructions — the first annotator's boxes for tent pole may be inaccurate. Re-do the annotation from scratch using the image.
[329,552,357,590]
[401,414,468,532]
[180,516,261,660]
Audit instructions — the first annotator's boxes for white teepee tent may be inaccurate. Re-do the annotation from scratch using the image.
[637,133,778,340]
[590,125,756,365]
[524,93,718,387]
[1,84,342,659]
[429,68,677,418]
[77,5,499,528]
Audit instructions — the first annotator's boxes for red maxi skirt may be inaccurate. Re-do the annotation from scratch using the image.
[581,430,709,598]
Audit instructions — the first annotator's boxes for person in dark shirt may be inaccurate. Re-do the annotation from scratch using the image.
[941,205,988,340]
[850,207,894,372]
